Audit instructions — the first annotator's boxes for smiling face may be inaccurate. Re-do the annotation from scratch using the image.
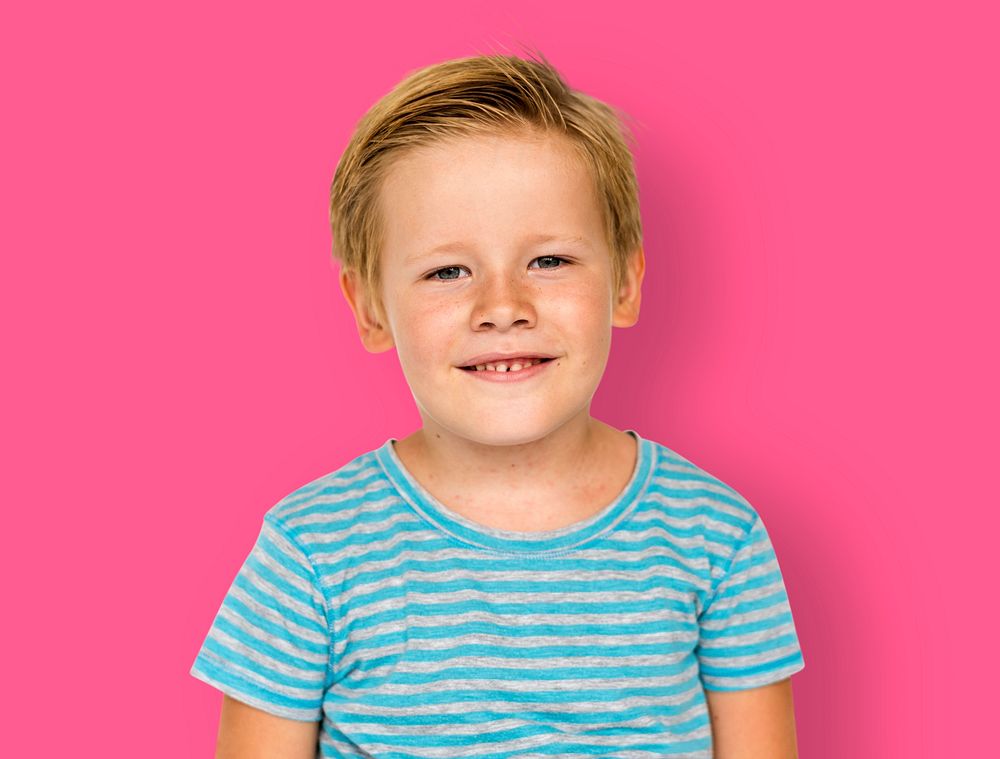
[340,129,644,449]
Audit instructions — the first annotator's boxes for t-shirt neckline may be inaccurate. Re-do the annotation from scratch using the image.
[373,429,655,555]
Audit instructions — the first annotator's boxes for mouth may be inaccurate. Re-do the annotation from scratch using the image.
[458,357,556,373]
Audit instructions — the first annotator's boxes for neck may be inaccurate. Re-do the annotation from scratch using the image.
[392,415,632,532]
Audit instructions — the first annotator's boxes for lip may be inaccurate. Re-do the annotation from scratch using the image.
[457,352,558,367]
[457,357,555,382]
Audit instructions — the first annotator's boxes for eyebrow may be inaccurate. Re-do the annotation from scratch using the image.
[405,234,590,264]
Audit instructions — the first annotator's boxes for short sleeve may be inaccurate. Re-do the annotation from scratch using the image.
[696,512,805,691]
[190,516,332,720]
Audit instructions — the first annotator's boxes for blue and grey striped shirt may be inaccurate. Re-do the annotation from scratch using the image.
[191,429,805,757]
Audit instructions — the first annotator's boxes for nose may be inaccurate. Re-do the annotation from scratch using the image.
[471,269,537,331]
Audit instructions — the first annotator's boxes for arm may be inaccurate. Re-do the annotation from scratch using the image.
[215,695,320,759]
[704,677,799,759]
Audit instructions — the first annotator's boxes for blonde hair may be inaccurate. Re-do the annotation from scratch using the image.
[329,48,643,326]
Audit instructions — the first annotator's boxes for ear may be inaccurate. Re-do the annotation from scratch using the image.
[611,246,645,328]
[338,268,395,353]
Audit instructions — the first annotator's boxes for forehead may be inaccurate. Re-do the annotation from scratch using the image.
[384,128,588,182]
[377,131,604,257]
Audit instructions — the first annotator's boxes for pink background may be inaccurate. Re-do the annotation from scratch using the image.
[3,1,996,756]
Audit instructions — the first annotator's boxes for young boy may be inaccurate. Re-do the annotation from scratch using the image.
[191,52,805,758]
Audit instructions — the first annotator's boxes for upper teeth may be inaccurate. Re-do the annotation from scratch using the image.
[473,358,544,372]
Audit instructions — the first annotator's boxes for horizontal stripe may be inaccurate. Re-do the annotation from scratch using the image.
[191,430,804,756]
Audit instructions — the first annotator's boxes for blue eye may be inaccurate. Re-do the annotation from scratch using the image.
[530,255,569,270]
[425,256,569,281]
[426,266,469,281]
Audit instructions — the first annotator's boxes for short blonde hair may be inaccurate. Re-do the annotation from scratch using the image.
[329,49,643,326]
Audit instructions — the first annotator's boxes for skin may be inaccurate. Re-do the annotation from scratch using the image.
[706,678,800,758]
[215,696,319,759]
[213,130,799,757]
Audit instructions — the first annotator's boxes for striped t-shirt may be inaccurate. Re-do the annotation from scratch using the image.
[191,429,805,757]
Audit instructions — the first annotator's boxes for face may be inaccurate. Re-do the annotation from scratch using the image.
[342,130,643,448]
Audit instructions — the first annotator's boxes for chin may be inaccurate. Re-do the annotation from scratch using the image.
[437,416,573,449]
[467,430,549,448]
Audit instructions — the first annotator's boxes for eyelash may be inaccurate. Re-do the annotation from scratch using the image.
[425,256,571,281]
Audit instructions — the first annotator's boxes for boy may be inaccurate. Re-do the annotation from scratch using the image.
[191,51,805,758]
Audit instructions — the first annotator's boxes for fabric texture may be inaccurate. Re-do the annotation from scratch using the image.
[191,430,805,757]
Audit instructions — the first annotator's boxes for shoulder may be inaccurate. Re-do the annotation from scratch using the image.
[642,437,761,545]
[262,445,391,542]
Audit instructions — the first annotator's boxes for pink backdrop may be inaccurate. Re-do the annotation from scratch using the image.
[3,1,996,756]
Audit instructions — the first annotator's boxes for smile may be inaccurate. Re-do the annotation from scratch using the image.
[461,358,551,372]
[457,357,555,382]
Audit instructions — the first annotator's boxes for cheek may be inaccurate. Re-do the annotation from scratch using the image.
[577,293,615,359]
[559,282,613,329]
[394,299,462,361]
